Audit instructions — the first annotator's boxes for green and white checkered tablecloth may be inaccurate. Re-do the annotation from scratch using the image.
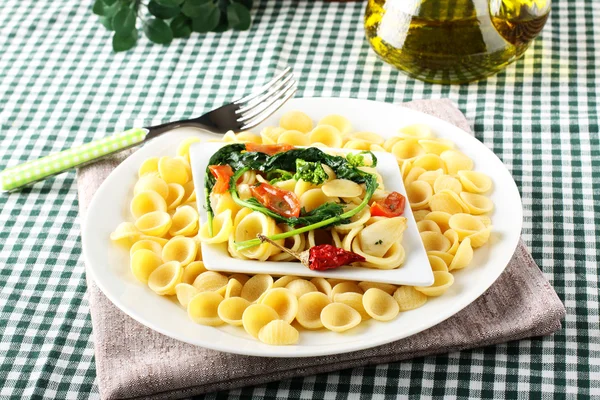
[0,0,598,398]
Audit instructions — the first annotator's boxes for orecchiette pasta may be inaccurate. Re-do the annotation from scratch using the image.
[113,115,495,346]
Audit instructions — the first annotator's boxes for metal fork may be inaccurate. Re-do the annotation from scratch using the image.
[0,67,297,192]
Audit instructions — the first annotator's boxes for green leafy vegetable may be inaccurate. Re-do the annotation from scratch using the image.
[346,152,365,167]
[293,159,328,185]
[267,169,293,185]
[202,144,380,248]
[92,0,253,52]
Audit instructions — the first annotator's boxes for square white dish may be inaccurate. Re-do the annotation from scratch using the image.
[190,142,434,286]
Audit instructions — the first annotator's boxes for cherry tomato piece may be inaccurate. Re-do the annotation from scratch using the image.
[209,165,234,194]
[250,182,301,218]
[245,143,294,156]
[370,191,406,217]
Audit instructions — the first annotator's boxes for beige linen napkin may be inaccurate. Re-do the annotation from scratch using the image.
[77,99,566,400]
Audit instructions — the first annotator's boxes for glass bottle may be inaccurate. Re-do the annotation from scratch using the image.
[364,0,551,84]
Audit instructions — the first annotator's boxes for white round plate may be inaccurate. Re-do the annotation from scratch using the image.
[82,97,522,357]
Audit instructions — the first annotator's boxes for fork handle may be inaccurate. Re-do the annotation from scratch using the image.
[0,128,148,192]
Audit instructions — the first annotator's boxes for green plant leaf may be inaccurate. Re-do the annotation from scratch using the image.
[112,29,138,52]
[143,18,174,44]
[232,0,252,10]
[148,1,181,19]
[191,5,220,32]
[102,0,118,6]
[155,0,185,6]
[170,15,192,37]
[182,0,213,18]
[211,9,229,32]
[99,16,114,30]
[101,0,121,18]
[93,0,105,16]
[227,3,251,30]
[112,6,136,35]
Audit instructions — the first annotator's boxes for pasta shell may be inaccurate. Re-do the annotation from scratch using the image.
[258,320,299,345]
[148,261,183,295]
[330,282,363,299]
[198,209,234,244]
[193,271,228,293]
[130,239,163,257]
[333,292,370,320]
[242,304,279,338]
[414,271,454,297]
[448,237,474,271]
[218,297,251,326]
[225,278,243,298]
[260,288,299,324]
[309,125,343,148]
[407,180,433,210]
[278,130,309,146]
[241,274,274,303]
[286,279,318,298]
[433,175,462,194]
[362,288,400,321]
[162,236,198,267]
[130,191,167,219]
[110,222,141,245]
[448,213,486,240]
[412,154,446,172]
[318,114,352,134]
[135,211,172,237]
[310,277,332,297]
[321,179,362,198]
[458,170,492,193]
[428,255,449,272]
[130,249,163,283]
[175,283,199,308]
[296,292,331,329]
[165,183,185,210]
[440,150,473,175]
[397,124,432,139]
[181,261,207,285]
[188,291,224,326]
[424,211,452,232]
[272,275,300,288]
[429,190,469,215]
[176,137,201,162]
[158,156,189,185]
[279,110,313,133]
[169,205,199,237]
[138,157,159,177]
[393,286,428,311]
[134,174,169,199]
[320,303,361,332]
[358,282,397,295]
[349,131,384,145]
[420,231,452,252]
[417,220,442,234]
[459,192,494,215]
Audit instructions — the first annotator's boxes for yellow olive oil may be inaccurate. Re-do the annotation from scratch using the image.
[364,0,550,84]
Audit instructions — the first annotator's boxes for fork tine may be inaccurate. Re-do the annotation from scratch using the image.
[237,79,296,123]
[240,84,297,131]
[235,72,294,115]
[233,66,292,105]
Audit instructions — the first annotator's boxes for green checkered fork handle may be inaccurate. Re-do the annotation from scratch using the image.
[0,67,297,192]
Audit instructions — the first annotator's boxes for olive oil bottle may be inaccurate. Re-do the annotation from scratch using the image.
[364,0,550,84]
